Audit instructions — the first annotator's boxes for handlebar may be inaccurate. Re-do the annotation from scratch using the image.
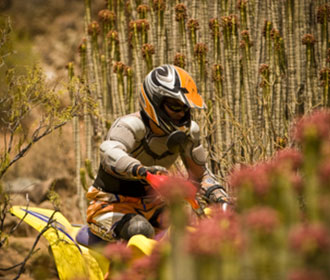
[145,172,229,216]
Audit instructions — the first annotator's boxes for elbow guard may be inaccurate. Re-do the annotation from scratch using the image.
[186,121,207,165]
[100,140,140,174]
[191,144,207,165]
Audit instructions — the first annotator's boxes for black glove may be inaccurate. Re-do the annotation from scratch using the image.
[132,164,168,180]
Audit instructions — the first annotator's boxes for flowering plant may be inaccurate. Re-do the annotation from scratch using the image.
[103,110,330,280]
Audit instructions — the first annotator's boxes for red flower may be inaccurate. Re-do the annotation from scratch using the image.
[245,206,279,234]
[259,63,270,75]
[194,43,208,58]
[152,0,166,12]
[103,242,132,262]
[88,21,101,36]
[129,19,150,32]
[129,256,153,279]
[229,163,273,196]
[293,110,330,143]
[137,4,150,17]
[111,256,153,280]
[187,19,200,31]
[288,269,327,280]
[141,44,155,58]
[78,38,87,54]
[98,9,116,24]
[301,34,316,46]
[175,3,187,21]
[318,160,330,187]
[113,61,126,74]
[289,223,330,254]
[173,53,186,68]
[237,0,248,9]
[186,211,243,256]
[272,148,303,171]
[289,173,303,193]
[209,18,221,37]
[107,30,119,42]
[117,241,166,280]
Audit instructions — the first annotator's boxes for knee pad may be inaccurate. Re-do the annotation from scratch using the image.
[115,214,155,241]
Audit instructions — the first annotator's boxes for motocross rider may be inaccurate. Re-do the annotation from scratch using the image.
[86,64,229,242]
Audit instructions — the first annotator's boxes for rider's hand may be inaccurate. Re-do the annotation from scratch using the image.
[200,184,230,206]
[205,185,229,204]
[132,164,168,180]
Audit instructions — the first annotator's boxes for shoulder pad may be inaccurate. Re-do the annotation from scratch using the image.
[114,115,146,141]
[189,121,200,143]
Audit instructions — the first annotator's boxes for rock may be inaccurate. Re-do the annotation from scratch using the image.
[4,177,41,193]
[50,177,76,196]
[4,176,77,205]
[28,178,53,204]
[4,177,52,204]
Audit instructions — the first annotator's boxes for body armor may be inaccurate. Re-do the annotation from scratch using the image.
[93,111,209,197]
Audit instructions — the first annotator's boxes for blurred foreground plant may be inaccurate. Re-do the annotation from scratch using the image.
[102,110,330,280]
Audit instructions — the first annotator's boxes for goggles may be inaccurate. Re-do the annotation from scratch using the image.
[164,101,190,113]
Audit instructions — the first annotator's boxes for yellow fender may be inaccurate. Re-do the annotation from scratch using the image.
[10,206,108,280]
[127,234,157,259]
[10,206,167,278]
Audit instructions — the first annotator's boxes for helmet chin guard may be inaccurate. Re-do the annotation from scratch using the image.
[139,64,205,134]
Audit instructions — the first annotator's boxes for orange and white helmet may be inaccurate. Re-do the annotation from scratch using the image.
[139,64,206,134]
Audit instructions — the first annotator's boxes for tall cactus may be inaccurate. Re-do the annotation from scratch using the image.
[67,62,86,221]
[74,0,330,182]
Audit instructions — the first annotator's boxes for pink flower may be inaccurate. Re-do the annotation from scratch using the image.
[289,173,304,193]
[103,242,132,262]
[229,163,273,196]
[288,269,327,280]
[129,256,153,279]
[245,206,279,233]
[111,256,153,280]
[289,223,330,254]
[272,148,303,171]
[293,110,330,143]
[186,211,243,256]
[117,241,166,280]
[318,161,330,187]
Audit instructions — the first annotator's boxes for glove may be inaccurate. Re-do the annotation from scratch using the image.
[132,164,168,180]
[203,185,229,204]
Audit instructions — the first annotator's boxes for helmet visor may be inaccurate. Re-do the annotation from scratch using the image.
[162,98,191,127]
[163,99,190,113]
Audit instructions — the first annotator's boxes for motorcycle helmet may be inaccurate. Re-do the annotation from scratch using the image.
[139,64,205,134]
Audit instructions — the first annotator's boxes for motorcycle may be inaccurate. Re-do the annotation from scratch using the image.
[9,172,206,280]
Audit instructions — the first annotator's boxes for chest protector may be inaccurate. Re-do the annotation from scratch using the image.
[93,112,205,197]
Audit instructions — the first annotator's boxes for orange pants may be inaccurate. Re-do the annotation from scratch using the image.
[86,186,166,241]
